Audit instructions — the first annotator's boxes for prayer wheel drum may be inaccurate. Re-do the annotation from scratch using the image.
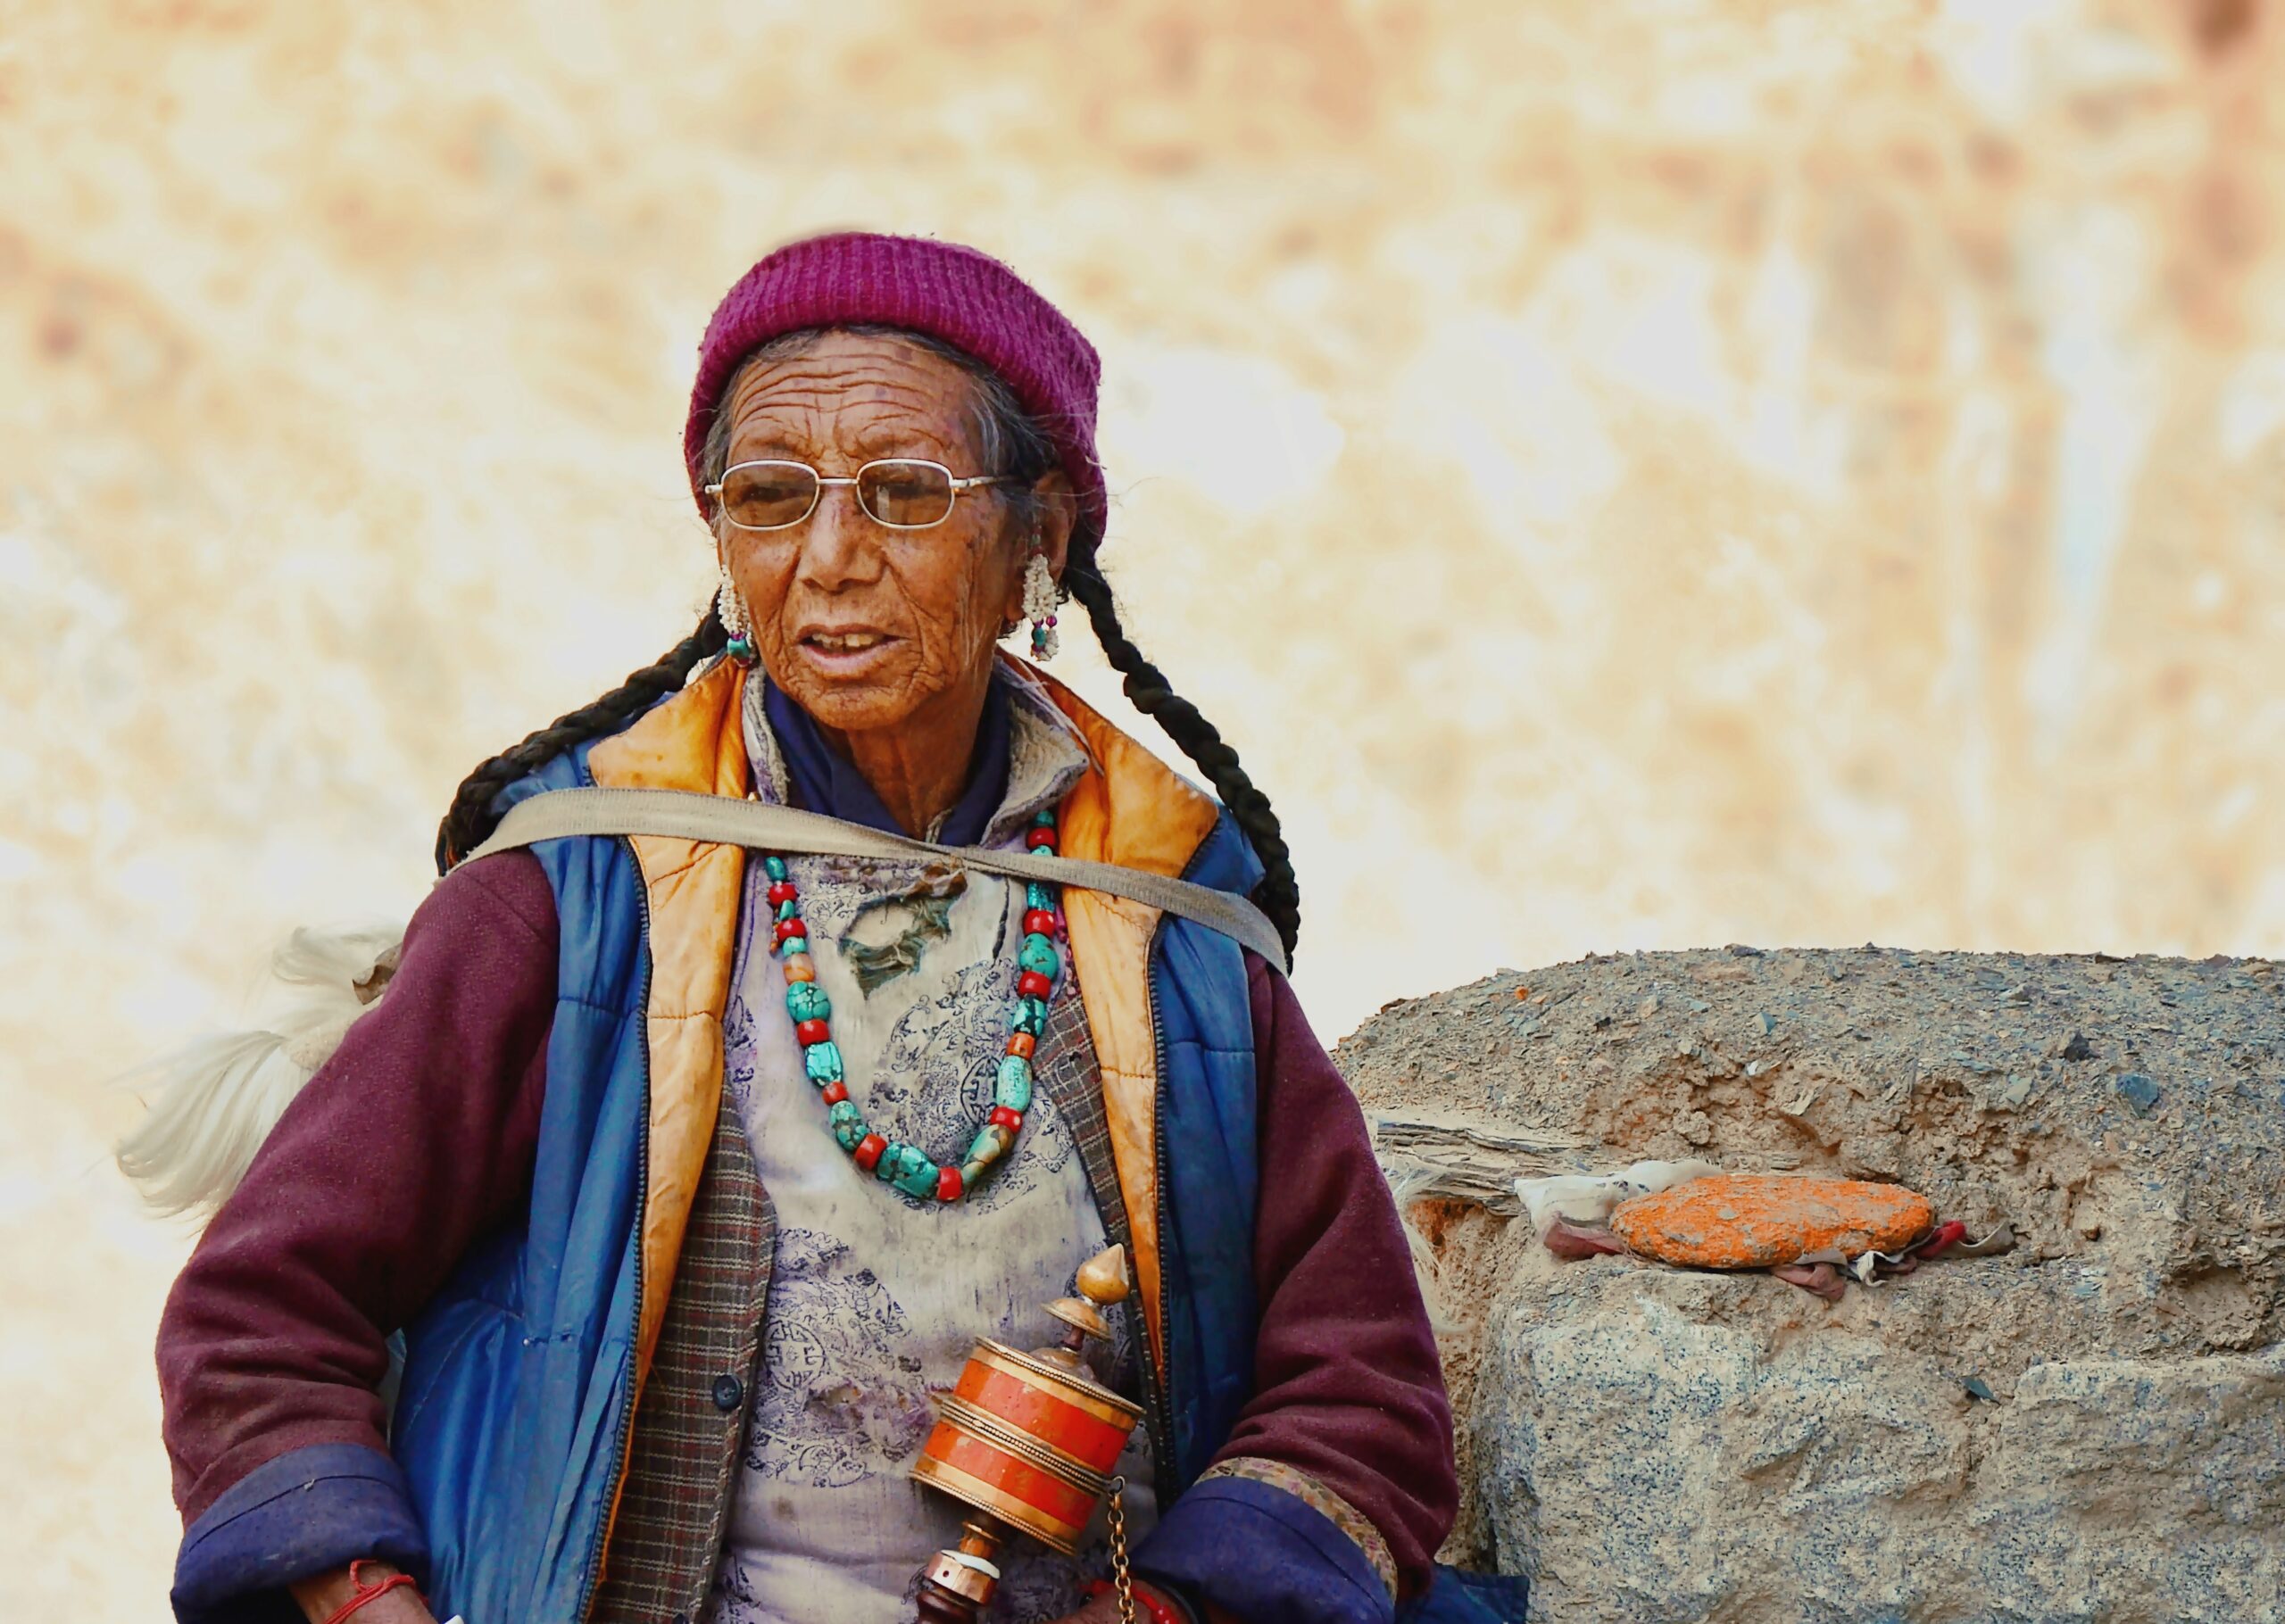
[912,1334,1143,1554]
[910,1246,1144,1619]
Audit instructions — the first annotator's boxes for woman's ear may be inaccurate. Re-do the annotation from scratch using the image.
[1031,469,1076,576]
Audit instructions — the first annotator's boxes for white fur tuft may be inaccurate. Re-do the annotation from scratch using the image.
[1514,1157,1721,1236]
[116,923,404,1219]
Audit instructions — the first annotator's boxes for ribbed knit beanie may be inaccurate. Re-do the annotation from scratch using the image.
[685,231,1105,543]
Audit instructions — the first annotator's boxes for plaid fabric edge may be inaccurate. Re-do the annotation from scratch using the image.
[592,1101,776,1623]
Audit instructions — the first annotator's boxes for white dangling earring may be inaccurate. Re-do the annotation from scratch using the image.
[718,562,756,664]
[1022,551,1060,662]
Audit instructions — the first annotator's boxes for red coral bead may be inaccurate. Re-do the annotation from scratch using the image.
[1026,826,1057,849]
[1023,908,1058,937]
[936,1165,965,1201]
[768,881,797,906]
[795,1018,831,1046]
[853,1133,886,1172]
[773,917,808,944]
[819,1081,848,1106]
[989,1106,1024,1131]
[1018,970,1052,998]
[1005,1032,1036,1060]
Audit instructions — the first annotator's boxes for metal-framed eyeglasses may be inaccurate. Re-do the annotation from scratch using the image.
[703,459,1009,533]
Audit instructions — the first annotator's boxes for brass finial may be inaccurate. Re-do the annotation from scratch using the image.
[1043,1244,1131,1355]
[1076,1244,1131,1306]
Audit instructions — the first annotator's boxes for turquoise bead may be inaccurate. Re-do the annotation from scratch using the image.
[780,936,810,959]
[785,982,830,1023]
[764,856,788,881]
[995,1056,1034,1112]
[965,1123,1013,1168]
[1026,882,1056,914]
[1033,809,1058,827]
[1018,934,1059,977]
[804,1040,843,1084]
[873,1141,908,1182]
[777,899,798,922]
[828,1101,865,1149]
[1010,1000,1044,1037]
[894,1155,941,1200]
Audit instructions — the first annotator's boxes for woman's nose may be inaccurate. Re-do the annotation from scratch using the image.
[795,487,885,590]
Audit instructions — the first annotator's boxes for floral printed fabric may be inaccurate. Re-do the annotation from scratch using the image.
[705,684,1156,1624]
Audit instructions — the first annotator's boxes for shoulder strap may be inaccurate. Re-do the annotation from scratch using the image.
[466,786,1289,974]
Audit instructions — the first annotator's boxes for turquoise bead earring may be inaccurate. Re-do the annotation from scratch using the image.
[1022,551,1059,662]
[719,564,758,665]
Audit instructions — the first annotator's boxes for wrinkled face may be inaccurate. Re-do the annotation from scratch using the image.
[713,329,1046,738]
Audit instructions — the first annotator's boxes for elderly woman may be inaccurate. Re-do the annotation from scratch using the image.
[155,234,1508,1624]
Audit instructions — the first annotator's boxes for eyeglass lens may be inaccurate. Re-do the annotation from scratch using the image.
[858,462,958,527]
[717,460,959,530]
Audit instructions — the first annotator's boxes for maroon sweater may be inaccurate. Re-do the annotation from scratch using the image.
[159,852,1455,1609]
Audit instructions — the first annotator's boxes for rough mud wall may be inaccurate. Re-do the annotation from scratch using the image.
[1345,948,2285,1622]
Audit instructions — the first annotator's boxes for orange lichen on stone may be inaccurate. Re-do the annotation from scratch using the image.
[1609,1175,1935,1270]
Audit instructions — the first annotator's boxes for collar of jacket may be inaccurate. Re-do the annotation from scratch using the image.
[584,651,1228,1390]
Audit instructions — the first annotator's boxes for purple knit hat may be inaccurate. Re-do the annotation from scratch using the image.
[684,231,1105,541]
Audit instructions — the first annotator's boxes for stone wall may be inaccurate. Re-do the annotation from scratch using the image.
[1343,949,2285,1623]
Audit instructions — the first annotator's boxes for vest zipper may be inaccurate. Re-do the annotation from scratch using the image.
[1143,832,1243,1500]
[1141,910,1181,1505]
[577,833,652,1624]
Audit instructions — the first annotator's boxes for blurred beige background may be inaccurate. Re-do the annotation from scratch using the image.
[5,0,2284,1615]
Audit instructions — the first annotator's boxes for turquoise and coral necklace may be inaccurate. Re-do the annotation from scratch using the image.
[764,808,1065,1203]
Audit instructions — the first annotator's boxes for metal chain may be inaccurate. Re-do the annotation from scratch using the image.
[1104,1473,1136,1624]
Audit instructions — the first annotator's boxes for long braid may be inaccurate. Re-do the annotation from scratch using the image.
[433,605,729,872]
[1062,547,1302,961]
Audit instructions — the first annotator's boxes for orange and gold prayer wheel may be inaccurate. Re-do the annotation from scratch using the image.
[911,1338,1143,1553]
[910,1246,1144,1557]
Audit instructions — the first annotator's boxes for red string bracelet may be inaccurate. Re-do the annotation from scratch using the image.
[1084,1576,1190,1624]
[320,1560,420,1624]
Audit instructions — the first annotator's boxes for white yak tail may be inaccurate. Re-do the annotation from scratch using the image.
[115,923,404,1219]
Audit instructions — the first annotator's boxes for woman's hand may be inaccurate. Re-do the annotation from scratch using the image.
[288,1562,437,1624]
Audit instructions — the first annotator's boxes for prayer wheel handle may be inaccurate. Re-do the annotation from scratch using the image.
[914,1518,1018,1624]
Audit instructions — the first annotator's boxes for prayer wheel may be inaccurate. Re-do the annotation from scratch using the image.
[910,1245,1145,1622]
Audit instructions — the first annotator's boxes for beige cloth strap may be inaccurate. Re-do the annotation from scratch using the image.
[467,785,1288,974]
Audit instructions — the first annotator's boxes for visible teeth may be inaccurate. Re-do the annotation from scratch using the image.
[811,633,885,652]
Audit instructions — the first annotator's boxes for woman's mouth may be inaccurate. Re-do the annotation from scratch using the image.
[798,628,900,672]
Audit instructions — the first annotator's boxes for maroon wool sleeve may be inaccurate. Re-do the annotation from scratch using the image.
[157,852,559,1525]
[1214,955,1458,1590]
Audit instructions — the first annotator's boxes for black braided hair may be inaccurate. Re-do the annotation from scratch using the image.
[436,323,1303,961]
[433,605,728,872]
[1059,552,1301,960]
